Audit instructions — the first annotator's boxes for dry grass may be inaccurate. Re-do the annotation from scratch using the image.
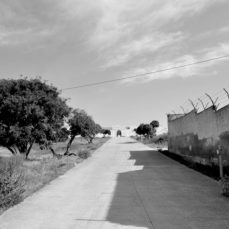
[133,134,168,149]
[0,137,109,214]
[0,156,25,211]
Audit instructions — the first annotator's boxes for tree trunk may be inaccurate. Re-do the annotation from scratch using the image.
[12,146,20,155]
[16,142,28,155]
[85,135,93,144]
[64,135,75,155]
[25,141,34,159]
[7,147,17,155]
[89,136,94,143]
[49,146,62,159]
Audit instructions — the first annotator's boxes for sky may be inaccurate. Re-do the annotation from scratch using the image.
[1,0,229,129]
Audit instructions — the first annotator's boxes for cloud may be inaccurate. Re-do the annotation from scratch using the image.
[0,0,228,79]
[103,32,184,68]
[89,0,218,47]
[219,26,229,34]
[0,27,59,47]
[0,1,64,46]
[87,0,225,69]
[0,0,225,49]
[0,0,100,47]
[120,43,229,85]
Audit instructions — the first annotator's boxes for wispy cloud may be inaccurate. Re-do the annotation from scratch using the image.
[0,1,64,46]
[88,0,222,48]
[120,43,229,85]
[0,0,228,83]
[103,32,184,68]
[219,26,229,34]
[85,0,226,71]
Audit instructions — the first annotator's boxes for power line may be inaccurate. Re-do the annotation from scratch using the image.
[61,54,229,91]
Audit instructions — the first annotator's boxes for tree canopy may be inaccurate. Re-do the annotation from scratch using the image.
[65,109,101,155]
[0,78,70,158]
[136,124,154,137]
[150,120,159,128]
[103,129,111,137]
[136,120,159,138]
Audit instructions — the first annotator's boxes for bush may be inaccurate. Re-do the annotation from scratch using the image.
[78,150,91,159]
[0,156,25,209]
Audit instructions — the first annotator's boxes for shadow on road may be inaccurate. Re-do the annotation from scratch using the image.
[106,150,229,228]
[118,142,138,144]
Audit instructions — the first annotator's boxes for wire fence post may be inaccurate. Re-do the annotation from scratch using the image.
[217,147,224,179]
[205,93,219,111]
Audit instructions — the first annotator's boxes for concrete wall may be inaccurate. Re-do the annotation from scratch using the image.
[168,105,229,164]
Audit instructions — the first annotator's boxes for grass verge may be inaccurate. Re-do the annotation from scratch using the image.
[0,137,109,214]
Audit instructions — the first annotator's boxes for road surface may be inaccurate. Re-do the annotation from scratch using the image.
[0,137,229,229]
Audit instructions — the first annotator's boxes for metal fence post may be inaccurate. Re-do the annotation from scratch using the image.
[217,146,223,179]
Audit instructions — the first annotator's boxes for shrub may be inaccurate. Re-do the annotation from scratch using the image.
[0,156,25,209]
[78,150,91,159]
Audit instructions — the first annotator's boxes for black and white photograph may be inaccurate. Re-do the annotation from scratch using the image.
[0,1,229,228]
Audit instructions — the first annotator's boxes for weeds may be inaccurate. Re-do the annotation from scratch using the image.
[0,137,109,214]
[0,156,25,209]
[78,149,91,159]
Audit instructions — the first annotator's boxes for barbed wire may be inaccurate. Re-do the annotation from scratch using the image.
[171,85,229,115]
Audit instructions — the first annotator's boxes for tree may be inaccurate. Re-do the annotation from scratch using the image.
[65,109,87,155]
[103,129,111,137]
[142,124,154,138]
[150,120,159,128]
[150,120,159,137]
[65,110,100,155]
[55,127,69,142]
[136,123,155,138]
[0,78,70,159]
[81,118,99,144]
[136,124,145,135]
[95,124,103,136]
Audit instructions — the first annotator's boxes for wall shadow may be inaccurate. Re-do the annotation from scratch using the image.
[118,142,137,144]
[105,150,172,228]
[105,150,229,228]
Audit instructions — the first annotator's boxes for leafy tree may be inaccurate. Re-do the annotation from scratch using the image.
[65,110,100,155]
[150,120,159,128]
[95,124,103,136]
[80,118,99,144]
[136,123,155,138]
[103,129,111,137]
[65,109,87,155]
[136,124,145,135]
[142,124,154,138]
[150,120,159,137]
[0,78,70,159]
[55,127,69,142]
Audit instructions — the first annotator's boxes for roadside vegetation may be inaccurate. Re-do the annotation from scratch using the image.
[0,78,110,213]
[136,132,168,149]
[133,120,168,148]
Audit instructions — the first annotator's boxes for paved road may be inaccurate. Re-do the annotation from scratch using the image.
[0,137,229,229]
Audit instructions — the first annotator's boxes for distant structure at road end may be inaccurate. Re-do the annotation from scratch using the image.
[111,126,136,137]
[102,126,167,138]
[102,126,136,137]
